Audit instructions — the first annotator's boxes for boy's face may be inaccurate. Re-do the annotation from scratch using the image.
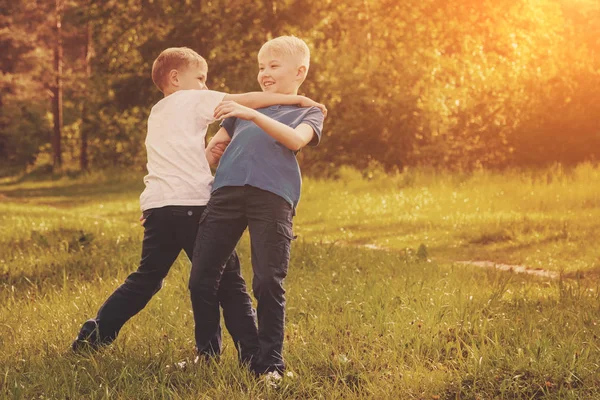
[176,62,209,91]
[257,50,304,95]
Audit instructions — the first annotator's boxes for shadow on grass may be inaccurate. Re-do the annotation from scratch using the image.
[1,228,141,301]
[0,181,140,199]
[0,174,144,207]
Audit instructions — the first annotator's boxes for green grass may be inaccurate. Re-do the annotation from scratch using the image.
[1,166,599,398]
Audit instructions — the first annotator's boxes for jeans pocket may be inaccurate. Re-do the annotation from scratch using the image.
[142,209,154,220]
[198,209,209,225]
[141,209,155,226]
[172,209,195,217]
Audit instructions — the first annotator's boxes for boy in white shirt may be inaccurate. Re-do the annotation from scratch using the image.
[72,47,324,364]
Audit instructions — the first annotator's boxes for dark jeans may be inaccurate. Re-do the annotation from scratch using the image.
[190,186,295,374]
[83,205,259,362]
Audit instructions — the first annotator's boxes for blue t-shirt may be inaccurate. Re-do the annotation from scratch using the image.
[212,105,324,208]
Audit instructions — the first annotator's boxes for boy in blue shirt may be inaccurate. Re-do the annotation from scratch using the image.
[71,47,324,365]
[189,36,324,375]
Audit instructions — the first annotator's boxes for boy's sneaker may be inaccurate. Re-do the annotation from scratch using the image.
[250,362,285,377]
[71,319,101,352]
[166,354,220,372]
[261,371,283,388]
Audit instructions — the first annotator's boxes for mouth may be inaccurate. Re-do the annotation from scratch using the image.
[262,81,275,87]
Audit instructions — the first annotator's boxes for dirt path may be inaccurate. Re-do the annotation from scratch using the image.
[356,243,563,279]
[455,260,560,279]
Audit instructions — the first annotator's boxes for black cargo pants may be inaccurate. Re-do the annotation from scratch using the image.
[189,186,294,374]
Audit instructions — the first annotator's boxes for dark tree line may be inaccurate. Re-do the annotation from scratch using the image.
[1,0,599,174]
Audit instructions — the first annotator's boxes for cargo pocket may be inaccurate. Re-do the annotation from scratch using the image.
[276,221,295,241]
[272,221,294,276]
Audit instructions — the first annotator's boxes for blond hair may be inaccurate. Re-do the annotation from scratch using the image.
[151,47,207,93]
[258,36,311,71]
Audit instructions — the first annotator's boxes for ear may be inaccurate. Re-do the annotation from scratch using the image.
[296,65,307,81]
[168,69,179,87]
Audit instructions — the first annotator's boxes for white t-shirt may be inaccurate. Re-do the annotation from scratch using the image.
[139,89,226,211]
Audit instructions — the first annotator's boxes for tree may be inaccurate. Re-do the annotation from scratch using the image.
[2,0,599,173]
[51,0,64,169]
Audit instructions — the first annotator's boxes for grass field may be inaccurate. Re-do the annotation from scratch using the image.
[1,166,599,399]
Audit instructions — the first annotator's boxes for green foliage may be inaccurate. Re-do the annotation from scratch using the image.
[1,0,599,172]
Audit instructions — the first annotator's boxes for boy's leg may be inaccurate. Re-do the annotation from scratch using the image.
[180,205,258,362]
[246,186,294,374]
[218,251,260,364]
[189,187,248,358]
[74,207,181,348]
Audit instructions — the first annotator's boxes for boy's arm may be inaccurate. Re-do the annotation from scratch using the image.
[214,101,321,151]
[206,128,231,168]
[252,115,315,151]
[223,92,327,116]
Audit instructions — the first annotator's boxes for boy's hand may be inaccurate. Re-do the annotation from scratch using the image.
[206,143,226,167]
[206,142,227,167]
[210,142,228,158]
[298,96,328,118]
[214,101,259,121]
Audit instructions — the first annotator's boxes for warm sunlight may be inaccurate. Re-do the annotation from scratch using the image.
[2,1,600,397]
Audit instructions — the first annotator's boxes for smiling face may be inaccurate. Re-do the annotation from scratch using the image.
[257,49,306,95]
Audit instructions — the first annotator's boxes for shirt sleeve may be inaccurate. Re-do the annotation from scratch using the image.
[299,106,325,146]
[220,117,237,138]
[193,90,227,125]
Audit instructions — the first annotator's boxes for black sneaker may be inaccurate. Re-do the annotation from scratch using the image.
[71,319,101,352]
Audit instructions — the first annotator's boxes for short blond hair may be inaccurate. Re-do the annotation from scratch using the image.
[258,36,311,71]
[151,47,207,92]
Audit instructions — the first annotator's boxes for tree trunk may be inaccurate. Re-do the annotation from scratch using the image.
[51,0,63,170]
[80,20,93,171]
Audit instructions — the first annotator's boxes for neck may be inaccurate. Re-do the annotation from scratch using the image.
[272,88,298,95]
[163,85,178,97]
